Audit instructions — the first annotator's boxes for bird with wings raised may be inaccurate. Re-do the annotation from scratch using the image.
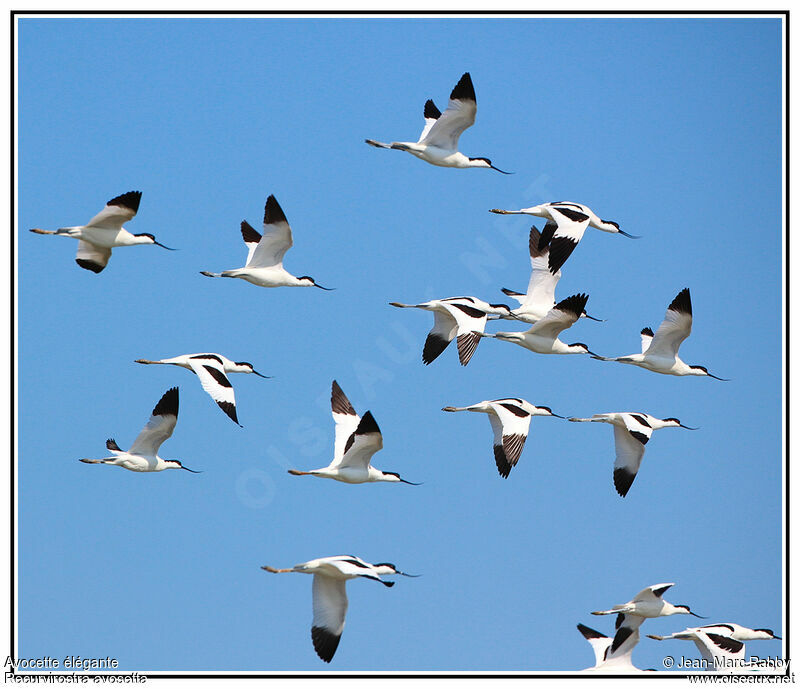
[592,288,727,379]
[79,387,200,473]
[365,72,510,172]
[500,225,603,323]
[200,194,332,289]
[30,190,174,273]
[287,381,419,484]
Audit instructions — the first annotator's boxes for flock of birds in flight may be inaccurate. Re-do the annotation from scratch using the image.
[30,71,777,671]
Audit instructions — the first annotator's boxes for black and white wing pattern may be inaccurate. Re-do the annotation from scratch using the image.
[541,204,591,274]
[608,614,645,656]
[520,224,560,314]
[644,288,693,359]
[84,190,141,230]
[128,387,179,456]
[691,630,745,667]
[416,99,442,143]
[418,72,477,151]
[611,414,654,497]
[640,327,654,354]
[240,220,262,267]
[330,381,361,468]
[310,574,348,663]
[186,355,239,425]
[486,400,533,478]
[421,309,458,365]
[337,411,383,471]
[248,195,294,268]
[577,624,614,667]
[525,293,588,340]
[75,240,112,273]
[440,299,490,366]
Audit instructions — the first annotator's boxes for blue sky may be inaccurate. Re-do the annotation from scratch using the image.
[17,16,782,672]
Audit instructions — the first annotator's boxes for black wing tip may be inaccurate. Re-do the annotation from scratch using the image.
[548,236,579,274]
[611,625,634,653]
[105,438,121,451]
[556,293,589,318]
[107,190,142,212]
[423,99,441,119]
[706,633,744,654]
[577,623,606,640]
[668,287,692,315]
[613,467,635,497]
[450,72,475,102]
[151,387,179,418]
[311,626,341,663]
[331,380,357,415]
[264,194,288,225]
[217,400,239,425]
[75,258,105,273]
[641,327,654,336]
[422,334,450,365]
[356,410,380,435]
[240,219,262,244]
[493,445,512,478]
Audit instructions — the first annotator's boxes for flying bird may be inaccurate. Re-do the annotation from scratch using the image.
[79,387,200,473]
[592,583,705,657]
[287,381,420,484]
[567,412,697,497]
[482,293,597,356]
[261,555,415,663]
[134,353,270,426]
[500,225,603,323]
[591,288,727,379]
[30,191,174,273]
[442,397,563,478]
[390,296,515,366]
[648,627,748,671]
[201,194,332,289]
[489,201,635,274]
[365,72,511,173]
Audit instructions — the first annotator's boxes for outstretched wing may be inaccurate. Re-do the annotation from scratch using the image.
[419,72,477,151]
[311,575,348,663]
[75,240,111,273]
[85,191,141,230]
[520,224,560,315]
[240,220,262,266]
[128,387,179,456]
[422,309,458,365]
[542,205,592,274]
[632,583,675,602]
[644,288,693,359]
[337,411,383,471]
[487,400,533,478]
[440,300,490,366]
[417,99,441,143]
[611,417,653,497]
[248,195,294,268]
[330,380,361,467]
[525,293,587,340]
[187,356,239,425]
